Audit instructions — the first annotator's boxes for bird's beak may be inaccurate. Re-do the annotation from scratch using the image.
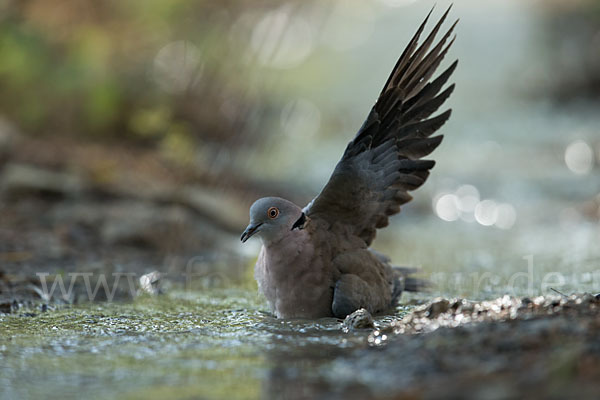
[240,223,263,243]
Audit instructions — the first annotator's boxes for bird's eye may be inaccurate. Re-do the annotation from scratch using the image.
[267,207,279,219]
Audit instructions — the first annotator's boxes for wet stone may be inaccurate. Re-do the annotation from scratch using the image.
[579,293,597,304]
[426,298,449,318]
[342,308,375,332]
[0,163,85,198]
[138,271,163,296]
[0,301,11,314]
[384,293,600,336]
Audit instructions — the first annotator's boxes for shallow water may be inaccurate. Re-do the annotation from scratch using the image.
[0,291,413,400]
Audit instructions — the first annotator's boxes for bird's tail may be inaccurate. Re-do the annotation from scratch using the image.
[392,266,430,300]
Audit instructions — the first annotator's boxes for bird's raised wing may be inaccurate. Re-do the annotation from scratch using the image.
[305,7,457,246]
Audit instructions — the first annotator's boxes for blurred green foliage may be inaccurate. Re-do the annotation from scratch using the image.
[0,0,270,153]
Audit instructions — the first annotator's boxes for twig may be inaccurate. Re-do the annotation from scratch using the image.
[550,287,569,298]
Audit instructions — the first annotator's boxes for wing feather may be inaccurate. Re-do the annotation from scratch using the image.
[305,8,458,246]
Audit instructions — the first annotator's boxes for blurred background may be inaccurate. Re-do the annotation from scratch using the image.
[1,0,599,300]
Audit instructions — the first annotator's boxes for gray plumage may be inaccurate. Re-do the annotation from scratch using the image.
[241,8,457,319]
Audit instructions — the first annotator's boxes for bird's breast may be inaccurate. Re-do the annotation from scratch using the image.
[255,229,335,318]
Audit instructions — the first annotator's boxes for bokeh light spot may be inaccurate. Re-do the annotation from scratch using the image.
[565,140,594,175]
[456,184,480,222]
[474,200,497,226]
[153,41,203,94]
[435,194,460,222]
[251,9,314,69]
[494,203,517,230]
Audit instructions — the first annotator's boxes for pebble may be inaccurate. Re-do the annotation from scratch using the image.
[342,308,375,332]
[138,271,163,296]
[380,293,600,337]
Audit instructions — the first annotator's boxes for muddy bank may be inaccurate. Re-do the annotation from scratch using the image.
[268,294,600,400]
[0,133,269,305]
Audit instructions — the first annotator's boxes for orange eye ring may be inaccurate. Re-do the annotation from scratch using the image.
[267,207,279,219]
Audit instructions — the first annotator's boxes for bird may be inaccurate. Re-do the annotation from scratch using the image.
[241,7,458,319]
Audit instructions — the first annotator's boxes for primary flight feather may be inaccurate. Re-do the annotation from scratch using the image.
[241,7,458,319]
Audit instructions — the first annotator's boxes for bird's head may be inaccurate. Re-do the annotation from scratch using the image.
[241,197,305,244]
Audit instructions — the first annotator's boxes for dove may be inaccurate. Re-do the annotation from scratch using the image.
[241,7,458,319]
